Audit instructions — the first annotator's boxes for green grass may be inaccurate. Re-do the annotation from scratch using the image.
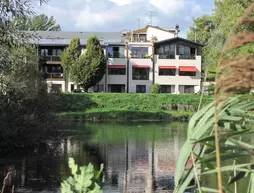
[52,93,213,121]
[53,93,213,112]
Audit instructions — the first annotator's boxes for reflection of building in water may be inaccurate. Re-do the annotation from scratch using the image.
[99,129,185,193]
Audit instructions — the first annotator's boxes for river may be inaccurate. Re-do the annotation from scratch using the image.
[3,120,251,193]
[0,121,191,192]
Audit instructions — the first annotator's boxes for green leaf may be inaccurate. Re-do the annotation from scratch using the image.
[249,173,254,193]
[228,171,249,184]
[199,187,220,192]
[173,167,195,193]
[201,163,253,175]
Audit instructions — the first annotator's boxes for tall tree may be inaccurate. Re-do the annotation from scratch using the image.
[61,36,107,91]
[187,15,214,44]
[0,0,53,148]
[14,14,61,31]
[187,0,253,80]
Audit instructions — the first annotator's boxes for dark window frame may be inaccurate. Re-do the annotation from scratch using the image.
[108,68,126,75]
[136,85,146,93]
[132,68,149,80]
[159,69,176,76]
[179,71,196,76]
[184,85,195,93]
[160,85,172,93]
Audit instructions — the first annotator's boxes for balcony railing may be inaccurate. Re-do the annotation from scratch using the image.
[132,37,149,42]
[130,53,151,59]
[40,55,61,62]
[46,73,63,79]
[158,54,175,59]
[108,51,126,58]
[132,74,149,80]
[179,54,196,60]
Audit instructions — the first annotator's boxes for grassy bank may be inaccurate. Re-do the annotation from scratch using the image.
[53,93,214,121]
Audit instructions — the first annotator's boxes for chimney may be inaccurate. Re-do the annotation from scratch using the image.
[175,24,180,37]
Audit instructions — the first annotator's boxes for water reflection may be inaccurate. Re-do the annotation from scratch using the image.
[0,121,189,193]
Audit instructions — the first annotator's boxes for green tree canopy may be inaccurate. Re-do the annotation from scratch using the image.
[61,36,107,91]
[187,0,253,80]
[14,14,61,31]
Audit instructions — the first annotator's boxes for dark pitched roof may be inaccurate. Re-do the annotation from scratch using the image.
[155,37,205,46]
[26,31,123,45]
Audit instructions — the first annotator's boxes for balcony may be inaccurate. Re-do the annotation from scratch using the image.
[108,51,126,58]
[130,53,151,59]
[40,55,61,64]
[46,73,63,79]
[158,54,175,59]
[179,54,196,60]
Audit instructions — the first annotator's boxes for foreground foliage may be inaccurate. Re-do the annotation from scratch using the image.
[61,157,103,193]
[0,0,53,148]
[176,3,254,193]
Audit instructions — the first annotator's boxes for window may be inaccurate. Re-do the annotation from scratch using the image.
[131,47,149,58]
[132,68,149,80]
[108,68,126,75]
[51,84,62,93]
[179,71,196,76]
[158,44,175,59]
[40,49,48,56]
[179,45,196,59]
[159,69,176,76]
[108,46,125,58]
[136,85,146,93]
[184,86,194,93]
[47,65,63,73]
[160,85,171,93]
[52,49,62,56]
[93,85,104,92]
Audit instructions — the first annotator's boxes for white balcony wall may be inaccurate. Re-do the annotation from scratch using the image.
[154,55,201,94]
[108,58,128,65]
[146,27,175,41]
[46,80,65,92]
[107,58,128,92]
[129,59,153,93]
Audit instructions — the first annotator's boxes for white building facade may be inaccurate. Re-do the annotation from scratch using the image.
[36,27,203,94]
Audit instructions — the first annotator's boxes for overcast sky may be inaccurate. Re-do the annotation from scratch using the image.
[34,0,214,37]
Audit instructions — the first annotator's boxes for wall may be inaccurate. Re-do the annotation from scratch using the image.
[107,58,128,92]
[129,59,153,93]
[154,55,202,94]
[147,27,175,41]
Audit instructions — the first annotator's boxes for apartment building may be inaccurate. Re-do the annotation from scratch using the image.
[32,25,203,94]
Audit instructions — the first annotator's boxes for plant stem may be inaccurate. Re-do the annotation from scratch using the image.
[1,172,12,193]
[214,122,223,193]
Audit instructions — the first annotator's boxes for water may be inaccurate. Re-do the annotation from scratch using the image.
[0,121,189,193]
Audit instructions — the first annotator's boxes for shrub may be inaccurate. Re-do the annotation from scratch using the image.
[151,84,161,94]
[61,157,103,193]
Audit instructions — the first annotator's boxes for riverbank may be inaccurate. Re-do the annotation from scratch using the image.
[53,93,214,121]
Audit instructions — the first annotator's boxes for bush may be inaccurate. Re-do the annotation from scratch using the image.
[208,83,215,94]
[151,84,161,94]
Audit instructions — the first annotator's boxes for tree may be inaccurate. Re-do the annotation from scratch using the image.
[62,36,107,91]
[14,14,61,31]
[0,0,53,148]
[187,0,253,81]
[187,15,214,44]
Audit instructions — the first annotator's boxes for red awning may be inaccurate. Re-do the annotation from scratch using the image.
[133,65,150,68]
[179,66,197,72]
[158,66,176,69]
[108,65,126,69]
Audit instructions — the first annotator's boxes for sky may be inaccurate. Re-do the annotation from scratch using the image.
[34,0,214,37]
